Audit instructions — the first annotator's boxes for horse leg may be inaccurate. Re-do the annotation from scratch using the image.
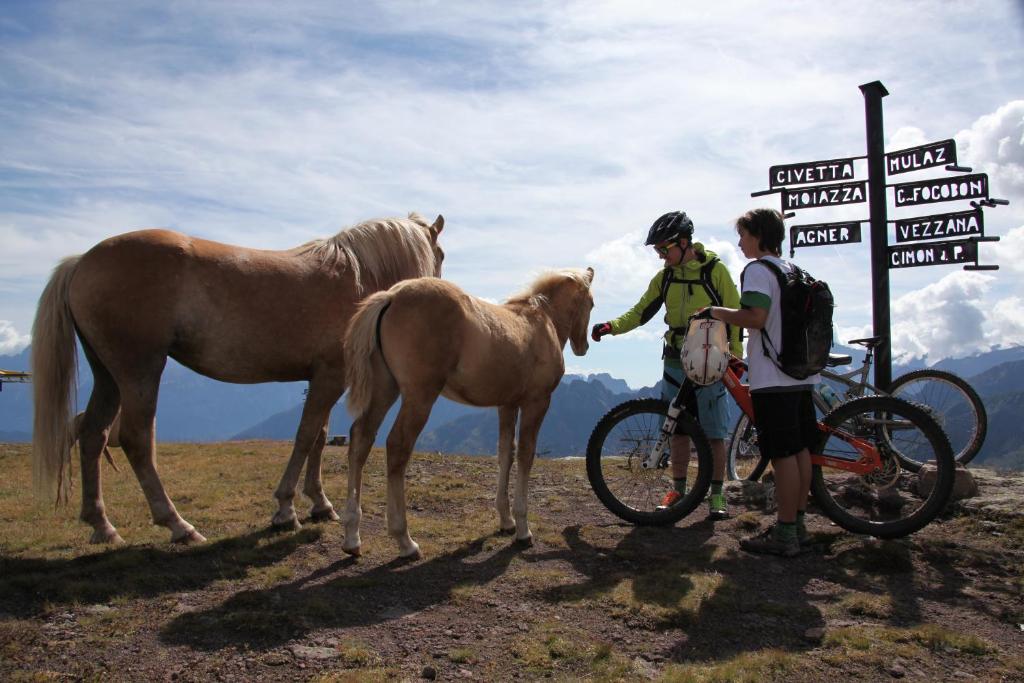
[512,397,551,546]
[271,375,344,530]
[385,392,437,559]
[342,377,399,556]
[495,406,519,534]
[118,383,205,544]
[77,351,122,544]
[304,428,337,522]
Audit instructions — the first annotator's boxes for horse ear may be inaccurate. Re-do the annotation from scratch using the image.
[430,215,445,238]
[584,267,594,284]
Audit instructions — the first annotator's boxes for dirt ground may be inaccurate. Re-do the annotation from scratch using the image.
[1,442,1022,681]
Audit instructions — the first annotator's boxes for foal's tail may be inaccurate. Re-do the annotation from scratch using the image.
[344,290,395,419]
[32,256,81,505]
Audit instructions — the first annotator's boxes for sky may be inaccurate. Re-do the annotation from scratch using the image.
[1,1,1023,389]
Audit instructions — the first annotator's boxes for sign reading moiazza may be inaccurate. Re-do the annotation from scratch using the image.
[782,180,867,210]
[888,239,978,269]
[893,209,983,243]
[769,157,857,189]
[892,173,989,207]
[885,139,957,175]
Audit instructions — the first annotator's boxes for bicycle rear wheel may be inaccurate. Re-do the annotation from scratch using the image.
[726,413,769,481]
[586,398,713,526]
[810,395,955,539]
[888,369,987,466]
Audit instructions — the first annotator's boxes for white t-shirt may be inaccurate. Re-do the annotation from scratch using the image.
[742,256,820,392]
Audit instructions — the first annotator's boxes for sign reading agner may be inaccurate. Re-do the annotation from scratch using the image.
[893,173,988,207]
[888,239,977,269]
[790,221,862,248]
[885,139,957,175]
[782,181,866,210]
[893,209,983,243]
[769,157,857,189]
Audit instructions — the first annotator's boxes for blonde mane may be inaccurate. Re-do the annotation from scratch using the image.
[505,268,593,308]
[295,212,436,294]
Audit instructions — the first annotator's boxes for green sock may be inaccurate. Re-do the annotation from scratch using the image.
[776,522,798,541]
[711,481,723,496]
[673,477,687,494]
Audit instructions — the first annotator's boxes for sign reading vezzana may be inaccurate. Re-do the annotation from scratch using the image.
[885,139,957,175]
[888,239,978,269]
[769,157,857,189]
[892,173,989,207]
[782,181,866,210]
[893,209,983,243]
[790,221,862,248]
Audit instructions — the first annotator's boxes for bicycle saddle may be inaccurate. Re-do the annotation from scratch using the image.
[827,353,852,366]
[847,335,885,349]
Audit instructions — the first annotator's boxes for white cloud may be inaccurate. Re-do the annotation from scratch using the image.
[956,100,1024,200]
[0,321,30,355]
[888,126,928,152]
[1000,225,1024,273]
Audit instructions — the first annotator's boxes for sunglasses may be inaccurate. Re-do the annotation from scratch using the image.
[654,242,678,256]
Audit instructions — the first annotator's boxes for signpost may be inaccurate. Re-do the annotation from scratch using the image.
[750,81,1008,390]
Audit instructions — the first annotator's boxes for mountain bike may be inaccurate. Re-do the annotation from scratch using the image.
[586,357,955,539]
[728,335,986,481]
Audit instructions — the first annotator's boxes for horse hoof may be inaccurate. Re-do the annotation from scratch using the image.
[498,526,516,536]
[398,541,421,560]
[90,529,124,545]
[513,535,534,548]
[310,507,341,523]
[173,530,207,545]
[342,544,362,557]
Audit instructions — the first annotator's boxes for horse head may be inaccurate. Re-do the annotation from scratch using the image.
[567,267,595,356]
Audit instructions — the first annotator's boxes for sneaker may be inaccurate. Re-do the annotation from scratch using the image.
[657,490,682,510]
[740,526,802,558]
[797,525,812,548]
[707,492,729,520]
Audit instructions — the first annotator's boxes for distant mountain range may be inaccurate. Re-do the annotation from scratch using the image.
[2,344,1023,470]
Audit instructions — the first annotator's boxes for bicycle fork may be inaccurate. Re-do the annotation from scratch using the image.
[642,391,687,469]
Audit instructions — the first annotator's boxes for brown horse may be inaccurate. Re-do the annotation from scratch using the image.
[342,268,595,558]
[32,213,445,544]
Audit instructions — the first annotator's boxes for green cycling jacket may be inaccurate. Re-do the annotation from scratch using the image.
[608,245,743,357]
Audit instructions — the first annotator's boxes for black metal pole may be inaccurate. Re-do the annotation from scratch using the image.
[860,80,892,391]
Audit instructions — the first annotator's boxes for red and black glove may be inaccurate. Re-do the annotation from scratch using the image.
[591,322,612,342]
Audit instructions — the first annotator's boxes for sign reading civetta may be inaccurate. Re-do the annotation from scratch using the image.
[790,221,862,249]
[892,173,989,207]
[888,238,977,269]
[885,139,957,175]
[893,209,983,243]
[782,180,867,210]
[769,157,857,189]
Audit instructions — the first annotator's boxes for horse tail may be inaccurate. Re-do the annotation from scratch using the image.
[31,256,81,505]
[344,290,395,419]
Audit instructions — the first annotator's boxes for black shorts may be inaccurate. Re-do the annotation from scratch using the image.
[751,390,818,460]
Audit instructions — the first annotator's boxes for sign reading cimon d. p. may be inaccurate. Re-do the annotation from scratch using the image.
[769,156,857,189]
[888,239,978,269]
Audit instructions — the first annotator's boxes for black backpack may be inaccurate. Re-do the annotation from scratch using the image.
[742,259,834,380]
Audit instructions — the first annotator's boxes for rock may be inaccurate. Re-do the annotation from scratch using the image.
[888,662,906,678]
[262,652,290,666]
[421,665,438,680]
[803,627,825,642]
[290,645,341,661]
[918,464,978,500]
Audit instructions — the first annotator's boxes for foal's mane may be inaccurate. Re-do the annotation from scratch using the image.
[505,269,592,308]
[294,213,436,294]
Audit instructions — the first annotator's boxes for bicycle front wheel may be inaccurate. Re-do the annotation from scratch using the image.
[888,369,987,466]
[586,398,713,526]
[810,395,955,539]
[726,413,769,481]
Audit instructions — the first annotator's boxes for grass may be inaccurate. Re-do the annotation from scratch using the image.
[660,649,799,683]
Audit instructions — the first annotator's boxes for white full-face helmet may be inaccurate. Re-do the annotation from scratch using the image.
[680,318,730,386]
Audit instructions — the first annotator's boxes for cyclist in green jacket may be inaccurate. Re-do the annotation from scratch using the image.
[591,211,742,519]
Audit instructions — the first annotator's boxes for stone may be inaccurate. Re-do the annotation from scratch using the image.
[917,464,978,500]
[290,645,341,661]
[803,627,825,642]
[421,665,438,680]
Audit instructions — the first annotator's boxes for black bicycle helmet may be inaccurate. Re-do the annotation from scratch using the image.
[645,211,694,245]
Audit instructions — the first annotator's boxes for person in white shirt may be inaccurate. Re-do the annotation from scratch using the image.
[700,208,819,557]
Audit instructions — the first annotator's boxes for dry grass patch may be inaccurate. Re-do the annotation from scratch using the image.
[606,569,724,628]
[510,620,638,679]
[822,623,996,667]
[660,648,799,683]
[838,591,893,618]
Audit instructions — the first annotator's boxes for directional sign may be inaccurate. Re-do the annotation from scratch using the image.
[885,139,957,175]
[893,209,983,243]
[888,238,977,269]
[892,173,988,207]
[770,157,858,189]
[791,221,862,249]
[782,181,867,210]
